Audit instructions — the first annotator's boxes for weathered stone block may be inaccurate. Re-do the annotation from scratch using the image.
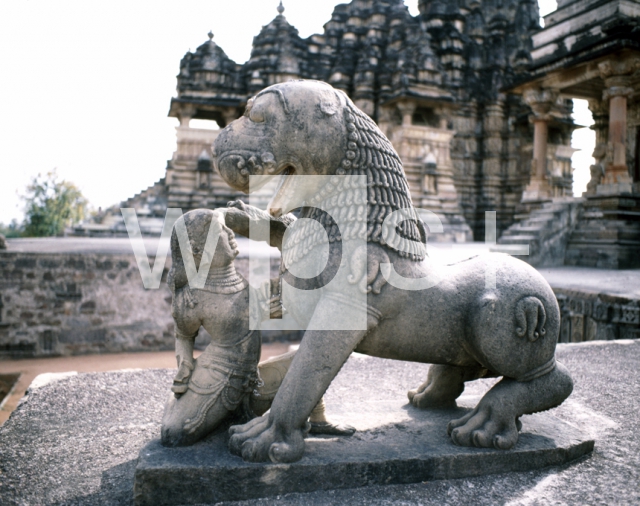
[64,258,86,270]
[134,395,593,505]
[585,317,598,341]
[39,258,61,268]
[96,260,113,270]
[15,258,37,269]
[58,328,107,344]
[79,301,96,314]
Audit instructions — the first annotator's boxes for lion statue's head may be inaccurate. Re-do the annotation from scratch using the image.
[213,80,424,262]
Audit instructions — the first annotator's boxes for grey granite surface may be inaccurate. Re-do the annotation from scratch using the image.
[135,395,591,505]
[0,340,638,505]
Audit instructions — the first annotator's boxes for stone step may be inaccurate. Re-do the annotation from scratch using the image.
[498,234,537,244]
[504,225,545,234]
[530,209,560,217]
[542,204,571,212]
[527,216,555,224]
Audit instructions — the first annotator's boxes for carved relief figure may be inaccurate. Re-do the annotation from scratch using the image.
[212,81,574,463]
[585,144,608,194]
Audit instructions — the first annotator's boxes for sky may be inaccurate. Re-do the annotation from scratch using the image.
[1,0,591,226]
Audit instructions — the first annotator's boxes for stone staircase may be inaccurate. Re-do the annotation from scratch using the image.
[496,198,583,267]
[564,193,640,269]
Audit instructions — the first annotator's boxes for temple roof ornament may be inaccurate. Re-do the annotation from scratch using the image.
[170,0,545,118]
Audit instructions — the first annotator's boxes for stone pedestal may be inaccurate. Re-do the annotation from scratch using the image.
[565,193,640,268]
[134,394,593,505]
[6,344,640,505]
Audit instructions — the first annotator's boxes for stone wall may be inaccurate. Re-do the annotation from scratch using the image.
[555,288,640,342]
[0,252,174,358]
[0,248,299,359]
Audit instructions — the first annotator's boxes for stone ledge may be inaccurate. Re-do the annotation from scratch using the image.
[3,342,639,505]
[134,397,593,505]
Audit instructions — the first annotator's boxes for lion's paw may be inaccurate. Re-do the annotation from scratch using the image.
[309,421,356,436]
[408,377,459,409]
[408,365,472,409]
[228,415,307,463]
[446,402,520,450]
[408,384,457,409]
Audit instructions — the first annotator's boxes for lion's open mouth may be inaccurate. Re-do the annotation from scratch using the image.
[268,166,297,218]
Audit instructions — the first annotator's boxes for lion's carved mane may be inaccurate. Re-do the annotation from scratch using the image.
[281,97,425,268]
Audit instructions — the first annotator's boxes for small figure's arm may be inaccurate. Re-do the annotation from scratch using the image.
[224,200,295,251]
[171,331,196,397]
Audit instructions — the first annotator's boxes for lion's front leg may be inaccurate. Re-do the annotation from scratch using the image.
[229,297,370,463]
[228,328,366,462]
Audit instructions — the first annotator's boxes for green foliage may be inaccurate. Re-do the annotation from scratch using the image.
[21,170,88,237]
[0,219,23,238]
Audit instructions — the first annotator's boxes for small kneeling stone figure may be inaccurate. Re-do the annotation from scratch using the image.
[162,209,352,446]
[161,209,260,446]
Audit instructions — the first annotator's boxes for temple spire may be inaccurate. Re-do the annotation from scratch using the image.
[277,1,284,15]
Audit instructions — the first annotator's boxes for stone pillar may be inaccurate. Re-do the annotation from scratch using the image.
[532,119,549,180]
[178,105,197,128]
[222,108,238,128]
[603,87,631,181]
[397,101,416,127]
[522,88,558,201]
[481,101,505,207]
[597,57,639,194]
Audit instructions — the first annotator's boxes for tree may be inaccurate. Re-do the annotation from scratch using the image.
[0,219,23,238]
[21,170,88,237]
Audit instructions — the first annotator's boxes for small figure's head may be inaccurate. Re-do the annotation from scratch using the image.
[168,209,239,291]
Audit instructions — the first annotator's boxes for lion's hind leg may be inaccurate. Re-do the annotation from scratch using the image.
[408,364,488,409]
[447,360,573,449]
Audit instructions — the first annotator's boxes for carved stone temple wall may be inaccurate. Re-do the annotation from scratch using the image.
[97,0,579,241]
[503,0,640,268]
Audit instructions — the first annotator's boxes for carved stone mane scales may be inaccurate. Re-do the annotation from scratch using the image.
[282,94,425,268]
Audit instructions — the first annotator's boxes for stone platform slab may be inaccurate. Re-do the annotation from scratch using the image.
[1,341,638,505]
[134,396,593,505]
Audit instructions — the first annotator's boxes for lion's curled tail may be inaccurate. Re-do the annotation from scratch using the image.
[515,296,547,342]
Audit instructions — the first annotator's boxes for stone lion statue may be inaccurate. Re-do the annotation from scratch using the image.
[213,80,573,463]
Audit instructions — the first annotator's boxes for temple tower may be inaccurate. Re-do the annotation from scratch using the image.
[117,0,578,242]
